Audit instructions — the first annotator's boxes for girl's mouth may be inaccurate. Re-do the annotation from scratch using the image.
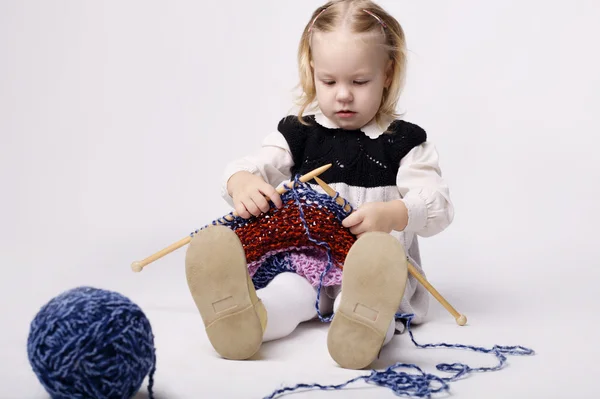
[336,110,356,118]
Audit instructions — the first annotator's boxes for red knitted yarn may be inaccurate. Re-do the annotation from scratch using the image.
[234,197,356,271]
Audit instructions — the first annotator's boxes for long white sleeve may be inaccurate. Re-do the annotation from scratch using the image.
[396,142,454,237]
[220,132,294,208]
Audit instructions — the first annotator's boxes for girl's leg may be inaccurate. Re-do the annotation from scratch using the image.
[257,272,319,342]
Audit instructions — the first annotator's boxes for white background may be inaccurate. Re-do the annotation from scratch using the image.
[1,1,598,398]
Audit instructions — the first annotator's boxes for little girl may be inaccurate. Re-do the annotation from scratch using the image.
[185,0,454,370]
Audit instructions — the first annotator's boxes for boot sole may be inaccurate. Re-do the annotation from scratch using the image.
[327,232,408,369]
[185,225,266,360]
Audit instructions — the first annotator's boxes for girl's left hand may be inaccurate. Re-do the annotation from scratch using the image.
[341,201,408,238]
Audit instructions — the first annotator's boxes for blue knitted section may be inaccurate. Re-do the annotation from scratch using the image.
[252,252,296,290]
[263,313,534,398]
[27,286,156,399]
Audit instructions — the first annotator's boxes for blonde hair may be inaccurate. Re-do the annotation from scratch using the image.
[295,0,407,127]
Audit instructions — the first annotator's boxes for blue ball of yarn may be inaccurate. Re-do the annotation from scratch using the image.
[27,286,156,399]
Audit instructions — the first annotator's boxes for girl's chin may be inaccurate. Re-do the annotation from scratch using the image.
[332,116,364,130]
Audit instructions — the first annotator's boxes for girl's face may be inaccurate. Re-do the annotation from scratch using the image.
[311,28,392,130]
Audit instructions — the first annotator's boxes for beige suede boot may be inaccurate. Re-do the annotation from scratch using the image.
[185,225,267,360]
[327,232,408,369]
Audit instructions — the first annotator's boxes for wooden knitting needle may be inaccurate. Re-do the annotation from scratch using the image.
[313,176,353,213]
[131,164,333,273]
[404,264,467,326]
[312,176,467,326]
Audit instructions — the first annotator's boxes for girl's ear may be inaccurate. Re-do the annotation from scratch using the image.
[384,59,393,88]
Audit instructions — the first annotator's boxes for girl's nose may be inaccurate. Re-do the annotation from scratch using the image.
[336,86,353,103]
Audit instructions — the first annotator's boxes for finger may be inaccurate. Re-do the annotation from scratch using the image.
[349,223,367,236]
[261,184,282,208]
[243,198,262,217]
[250,191,271,214]
[342,211,363,228]
[234,200,251,219]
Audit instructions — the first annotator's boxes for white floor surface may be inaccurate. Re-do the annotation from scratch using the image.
[2,253,596,399]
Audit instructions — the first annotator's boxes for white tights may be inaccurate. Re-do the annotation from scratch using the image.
[257,272,396,345]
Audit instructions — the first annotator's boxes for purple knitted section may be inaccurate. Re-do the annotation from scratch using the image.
[287,248,343,287]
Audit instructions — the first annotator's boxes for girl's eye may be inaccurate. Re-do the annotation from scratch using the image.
[322,80,335,86]
[354,80,369,85]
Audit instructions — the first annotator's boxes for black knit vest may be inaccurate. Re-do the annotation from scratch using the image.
[277,115,427,188]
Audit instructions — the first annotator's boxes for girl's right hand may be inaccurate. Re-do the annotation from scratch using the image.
[227,171,283,219]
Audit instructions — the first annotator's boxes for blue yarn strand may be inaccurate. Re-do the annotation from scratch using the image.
[396,313,534,381]
[264,362,449,399]
[283,175,353,322]
[263,312,534,398]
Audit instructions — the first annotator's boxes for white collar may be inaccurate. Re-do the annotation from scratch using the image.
[313,112,393,139]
